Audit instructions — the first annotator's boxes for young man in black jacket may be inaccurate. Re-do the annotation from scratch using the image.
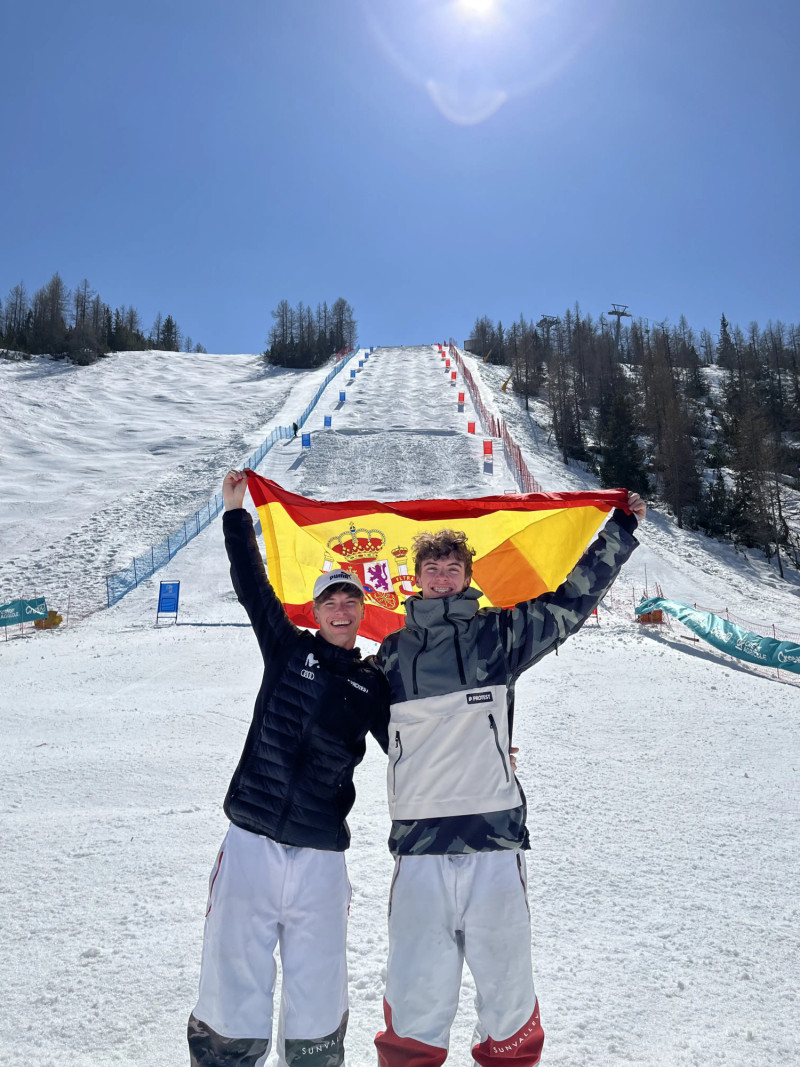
[188,469,389,1067]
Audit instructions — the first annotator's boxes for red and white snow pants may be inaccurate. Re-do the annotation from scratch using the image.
[189,823,351,1067]
[375,850,544,1067]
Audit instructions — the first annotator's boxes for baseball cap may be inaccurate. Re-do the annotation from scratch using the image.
[312,569,365,601]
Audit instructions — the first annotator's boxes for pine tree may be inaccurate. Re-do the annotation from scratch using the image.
[696,470,732,539]
[30,273,69,355]
[160,315,180,351]
[599,393,650,494]
[716,313,738,371]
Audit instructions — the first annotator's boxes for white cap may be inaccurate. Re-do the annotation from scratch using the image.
[312,569,365,601]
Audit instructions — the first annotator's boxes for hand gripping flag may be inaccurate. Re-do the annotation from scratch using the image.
[246,472,630,642]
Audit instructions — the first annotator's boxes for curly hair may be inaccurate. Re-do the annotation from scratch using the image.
[411,529,475,582]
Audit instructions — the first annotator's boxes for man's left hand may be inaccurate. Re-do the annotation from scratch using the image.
[627,492,646,523]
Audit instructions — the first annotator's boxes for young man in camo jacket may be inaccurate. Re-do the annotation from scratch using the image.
[374,493,646,1067]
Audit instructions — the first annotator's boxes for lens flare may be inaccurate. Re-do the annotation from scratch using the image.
[456,0,498,19]
[361,0,618,125]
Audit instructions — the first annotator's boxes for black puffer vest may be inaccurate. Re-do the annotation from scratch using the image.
[222,509,389,851]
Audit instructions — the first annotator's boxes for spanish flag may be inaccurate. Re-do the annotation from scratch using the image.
[246,472,629,642]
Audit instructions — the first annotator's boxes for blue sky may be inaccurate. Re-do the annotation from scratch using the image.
[2,0,798,353]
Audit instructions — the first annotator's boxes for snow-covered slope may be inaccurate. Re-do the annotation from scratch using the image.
[1,346,798,1067]
[0,350,340,615]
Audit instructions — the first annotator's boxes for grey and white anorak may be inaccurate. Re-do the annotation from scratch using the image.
[375,512,639,856]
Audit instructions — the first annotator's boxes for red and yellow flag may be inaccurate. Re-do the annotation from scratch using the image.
[246,472,629,642]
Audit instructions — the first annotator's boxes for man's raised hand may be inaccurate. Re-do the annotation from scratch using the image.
[627,491,646,523]
[223,469,248,512]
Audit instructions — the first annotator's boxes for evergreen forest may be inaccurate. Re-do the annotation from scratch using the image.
[468,307,800,571]
[264,298,357,368]
[0,273,202,363]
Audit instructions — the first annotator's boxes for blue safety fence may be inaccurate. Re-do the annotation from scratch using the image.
[106,348,360,607]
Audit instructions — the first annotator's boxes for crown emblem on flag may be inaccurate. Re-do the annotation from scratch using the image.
[322,524,414,613]
[327,523,386,564]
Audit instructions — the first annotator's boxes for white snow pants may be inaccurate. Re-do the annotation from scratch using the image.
[189,823,351,1067]
[375,850,544,1066]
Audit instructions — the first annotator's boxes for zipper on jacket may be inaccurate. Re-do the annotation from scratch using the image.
[392,730,403,795]
[411,631,428,696]
[443,600,467,685]
[488,714,510,782]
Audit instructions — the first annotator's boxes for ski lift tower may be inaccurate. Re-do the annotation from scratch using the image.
[608,304,631,358]
[536,314,560,387]
[536,315,560,354]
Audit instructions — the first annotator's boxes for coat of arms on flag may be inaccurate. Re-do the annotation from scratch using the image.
[322,523,415,611]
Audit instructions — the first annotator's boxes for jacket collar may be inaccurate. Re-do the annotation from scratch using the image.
[312,631,362,666]
[404,586,482,632]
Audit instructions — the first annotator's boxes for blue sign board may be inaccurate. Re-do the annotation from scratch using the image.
[324,415,332,427]
[350,369,356,379]
[157,581,180,623]
[339,391,346,402]
[301,432,311,448]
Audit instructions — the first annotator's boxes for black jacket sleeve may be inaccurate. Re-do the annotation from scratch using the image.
[223,508,298,662]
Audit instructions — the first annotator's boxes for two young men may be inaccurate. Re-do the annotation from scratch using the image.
[190,470,644,1067]
[188,469,389,1067]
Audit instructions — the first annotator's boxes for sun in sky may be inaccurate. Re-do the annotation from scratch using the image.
[455,0,499,19]
[363,0,612,124]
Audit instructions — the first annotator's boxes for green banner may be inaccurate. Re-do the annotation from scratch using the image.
[0,598,48,627]
[635,596,800,675]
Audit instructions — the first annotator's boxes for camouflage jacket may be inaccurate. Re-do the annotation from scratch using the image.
[374,512,639,855]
